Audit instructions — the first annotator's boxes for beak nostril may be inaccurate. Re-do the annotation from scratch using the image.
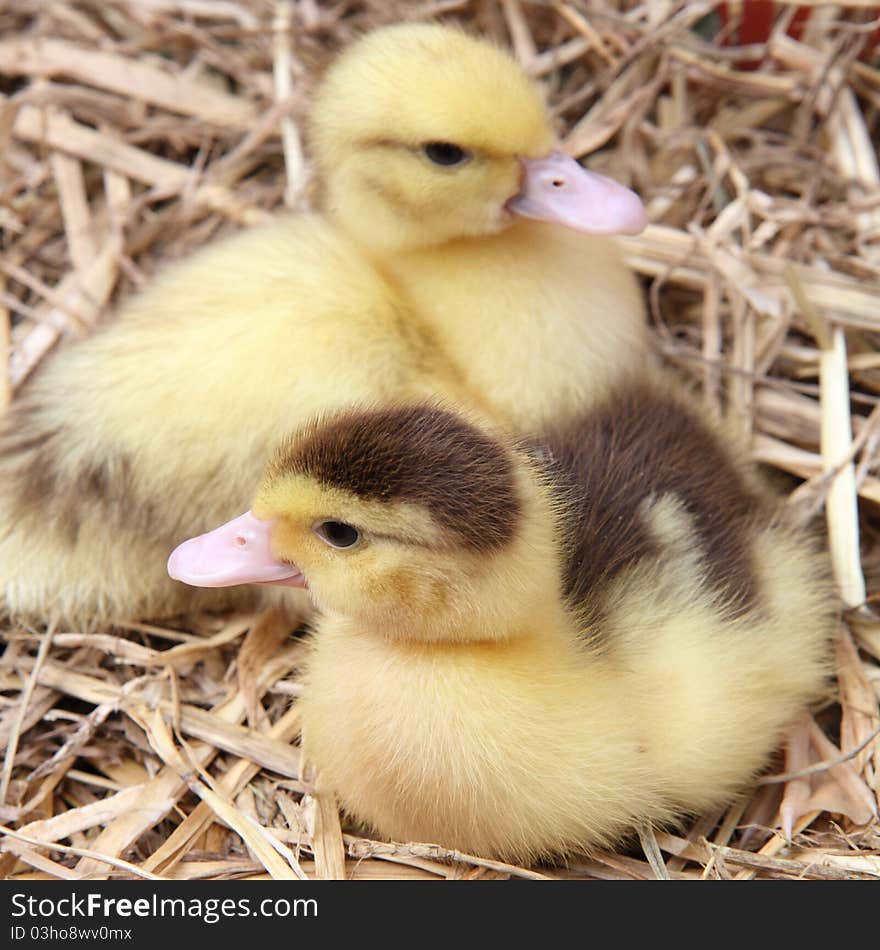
[233,535,247,548]
[551,179,565,188]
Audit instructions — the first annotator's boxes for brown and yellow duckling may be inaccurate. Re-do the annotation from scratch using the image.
[169,384,835,861]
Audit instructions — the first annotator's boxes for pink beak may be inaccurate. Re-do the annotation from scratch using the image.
[167,510,306,589]
[508,151,647,236]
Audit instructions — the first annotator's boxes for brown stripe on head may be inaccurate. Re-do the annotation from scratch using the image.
[534,379,765,626]
[269,405,520,553]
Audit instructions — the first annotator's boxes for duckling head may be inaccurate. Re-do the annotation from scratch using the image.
[310,24,646,253]
[168,405,561,643]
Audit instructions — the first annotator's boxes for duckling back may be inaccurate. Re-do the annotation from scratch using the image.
[536,377,836,812]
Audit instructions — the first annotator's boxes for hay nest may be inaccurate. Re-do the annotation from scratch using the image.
[1,0,879,881]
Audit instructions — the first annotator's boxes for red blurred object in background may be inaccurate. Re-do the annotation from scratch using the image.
[715,1,880,66]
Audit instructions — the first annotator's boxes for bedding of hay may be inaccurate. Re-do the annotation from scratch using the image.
[1,0,879,881]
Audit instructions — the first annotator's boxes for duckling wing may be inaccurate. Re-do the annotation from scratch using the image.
[535,377,836,814]
[539,379,762,625]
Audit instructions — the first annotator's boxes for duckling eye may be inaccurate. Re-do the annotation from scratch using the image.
[315,521,361,549]
[422,142,471,167]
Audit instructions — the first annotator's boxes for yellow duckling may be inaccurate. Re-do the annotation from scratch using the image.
[0,23,646,627]
[169,387,836,861]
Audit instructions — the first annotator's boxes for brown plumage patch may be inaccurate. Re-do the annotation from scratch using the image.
[270,405,520,552]
[0,397,60,460]
[0,396,156,547]
[0,399,63,529]
[4,447,65,536]
[533,379,765,625]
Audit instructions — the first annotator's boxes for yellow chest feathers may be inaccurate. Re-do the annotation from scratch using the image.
[299,620,659,859]
[383,222,647,427]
